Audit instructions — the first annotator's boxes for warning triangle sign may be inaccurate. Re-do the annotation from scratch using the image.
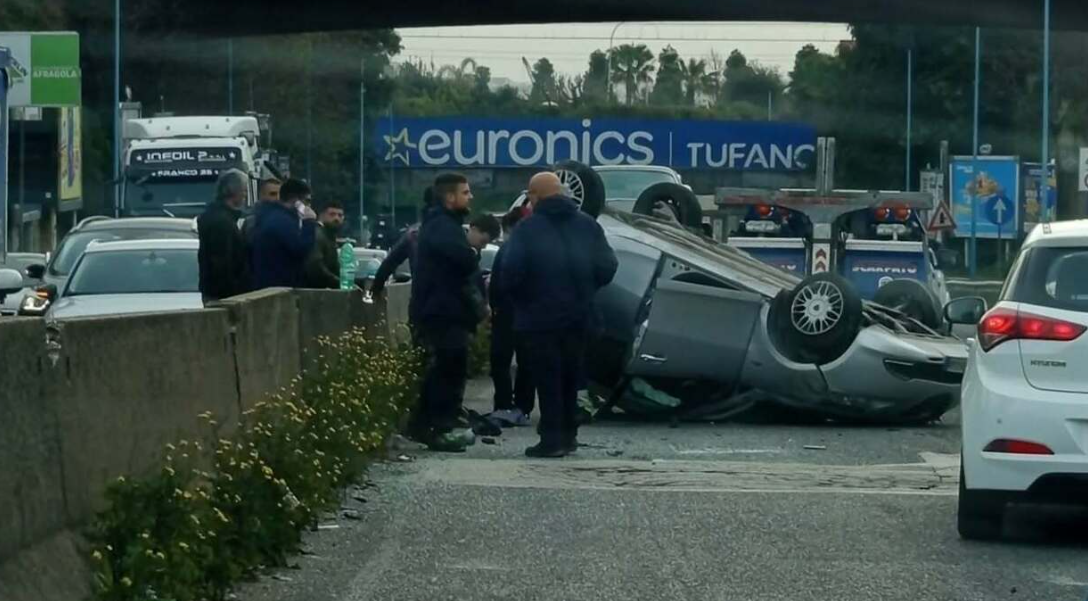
[928,202,957,232]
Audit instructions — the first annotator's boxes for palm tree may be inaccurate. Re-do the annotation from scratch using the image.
[681,58,715,106]
[609,44,655,105]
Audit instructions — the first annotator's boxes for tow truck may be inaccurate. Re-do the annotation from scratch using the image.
[712,138,951,329]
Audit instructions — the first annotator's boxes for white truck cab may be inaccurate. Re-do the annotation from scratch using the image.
[121,116,265,218]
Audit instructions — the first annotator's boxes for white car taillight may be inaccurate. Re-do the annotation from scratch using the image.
[978,307,1087,352]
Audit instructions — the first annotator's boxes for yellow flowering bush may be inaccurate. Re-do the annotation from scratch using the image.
[87,328,421,601]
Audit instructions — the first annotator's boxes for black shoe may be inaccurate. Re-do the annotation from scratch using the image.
[564,436,579,454]
[525,442,568,458]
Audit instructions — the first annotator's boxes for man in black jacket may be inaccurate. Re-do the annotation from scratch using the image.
[198,169,251,303]
[305,200,345,289]
[412,173,484,452]
[501,171,618,457]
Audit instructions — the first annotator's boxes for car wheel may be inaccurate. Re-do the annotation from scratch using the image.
[873,278,942,329]
[957,463,1006,541]
[632,182,703,228]
[553,160,605,217]
[774,273,863,364]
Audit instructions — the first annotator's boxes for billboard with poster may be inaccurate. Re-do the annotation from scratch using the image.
[950,156,1019,240]
[1021,162,1055,234]
[58,106,82,208]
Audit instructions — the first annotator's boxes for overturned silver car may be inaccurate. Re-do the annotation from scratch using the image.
[586,209,967,424]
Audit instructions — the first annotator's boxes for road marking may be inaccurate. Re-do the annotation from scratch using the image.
[415,458,959,496]
[671,447,785,456]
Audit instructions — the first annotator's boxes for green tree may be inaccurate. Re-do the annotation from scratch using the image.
[609,44,655,105]
[681,58,715,107]
[650,45,684,106]
[529,57,558,105]
[583,50,611,104]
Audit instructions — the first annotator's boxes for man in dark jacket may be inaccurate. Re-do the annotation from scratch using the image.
[412,173,483,452]
[501,171,618,457]
[487,209,535,426]
[305,200,345,289]
[198,169,251,303]
[250,178,317,289]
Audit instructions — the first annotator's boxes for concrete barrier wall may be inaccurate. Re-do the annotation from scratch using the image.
[0,319,64,562]
[218,288,302,411]
[47,310,240,520]
[0,286,411,595]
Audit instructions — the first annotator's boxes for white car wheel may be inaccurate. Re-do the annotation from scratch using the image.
[791,279,845,336]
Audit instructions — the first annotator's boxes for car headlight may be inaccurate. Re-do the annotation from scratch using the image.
[19,293,50,315]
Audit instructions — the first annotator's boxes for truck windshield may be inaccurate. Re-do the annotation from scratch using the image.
[125,175,218,217]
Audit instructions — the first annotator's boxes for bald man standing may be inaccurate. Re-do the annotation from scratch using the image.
[500,172,618,457]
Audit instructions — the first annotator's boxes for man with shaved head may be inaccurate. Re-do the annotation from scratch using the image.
[500,171,618,457]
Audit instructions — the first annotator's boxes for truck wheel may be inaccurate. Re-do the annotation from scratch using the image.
[873,279,942,329]
[553,160,605,217]
[632,182,703,228]
[773,273,863,364]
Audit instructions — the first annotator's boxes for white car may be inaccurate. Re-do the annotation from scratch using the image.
[45,239,203,320]
[948,219,1088,540]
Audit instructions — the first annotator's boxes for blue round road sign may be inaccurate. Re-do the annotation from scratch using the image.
[984,195,1014,226]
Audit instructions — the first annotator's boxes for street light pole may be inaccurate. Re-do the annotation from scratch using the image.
[113,0,122,216]
[970,27,981,278]
[1041,0,1051,223]
[359,58,366,243]
[905,46,913,192]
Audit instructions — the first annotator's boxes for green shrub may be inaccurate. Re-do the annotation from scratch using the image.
[87,328,421,601]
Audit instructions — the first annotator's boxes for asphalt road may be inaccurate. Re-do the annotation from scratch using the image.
[238,380,1088,601]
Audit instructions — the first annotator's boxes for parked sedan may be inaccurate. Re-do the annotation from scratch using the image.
[590,208,968,424]
[20,216,199,315]
[45,239,203,320]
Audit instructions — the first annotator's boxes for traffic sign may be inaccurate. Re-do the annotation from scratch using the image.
[812,245,830,273]
[985,195,1014,226]
[928,202,957,231]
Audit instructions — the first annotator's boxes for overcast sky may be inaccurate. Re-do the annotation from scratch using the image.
[396,22,851,84]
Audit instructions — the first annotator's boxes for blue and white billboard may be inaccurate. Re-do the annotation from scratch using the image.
[375,116,816,171]
[950,156,1020,240]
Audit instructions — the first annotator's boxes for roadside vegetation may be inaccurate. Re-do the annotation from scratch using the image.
[86,328,421,601]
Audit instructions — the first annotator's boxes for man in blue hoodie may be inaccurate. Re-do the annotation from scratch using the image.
[250,178,317,290]
[501,172,618,458]
[413,173,485,452]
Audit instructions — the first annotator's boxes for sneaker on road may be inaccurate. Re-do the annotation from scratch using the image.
[489,409,531,427]
[425,430,472,453]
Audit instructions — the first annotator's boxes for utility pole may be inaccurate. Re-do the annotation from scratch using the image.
[905,45,913,191]
[0,49,11,262]
[1041,0,1052,222]
[113,0,122,216]
[359,58,366,243]
[970,27,981,278]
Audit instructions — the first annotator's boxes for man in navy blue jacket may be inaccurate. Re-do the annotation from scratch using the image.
[250,178,317,290]
[412,173,485,452]
[501,172,618,458]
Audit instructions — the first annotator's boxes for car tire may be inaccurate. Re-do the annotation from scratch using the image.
[873,278,943,329]
[553,160,605,217]
[957,463,1006,541]
[774,273,863,365]
[632,182,704,228]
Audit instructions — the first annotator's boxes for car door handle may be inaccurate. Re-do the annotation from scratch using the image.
[640,354,668,364]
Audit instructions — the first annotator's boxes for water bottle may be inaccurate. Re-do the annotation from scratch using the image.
[338,240,357,290]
